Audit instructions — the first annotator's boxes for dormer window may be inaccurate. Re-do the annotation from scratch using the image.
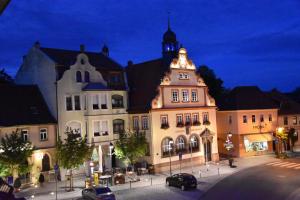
[76,71,82,82]
[84,71,90,82]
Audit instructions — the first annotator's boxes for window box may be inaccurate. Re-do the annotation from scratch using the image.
[161,123,169,129]
[176,122,184,128]
[203,120,211,126]
[192,121,201,126]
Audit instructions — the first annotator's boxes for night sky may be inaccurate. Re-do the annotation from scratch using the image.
[1,0,299,92]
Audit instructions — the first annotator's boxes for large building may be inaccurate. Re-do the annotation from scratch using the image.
[217,86,279,157]
[15,43,129,175]
[126,25,219,172]
[0,84,56,184]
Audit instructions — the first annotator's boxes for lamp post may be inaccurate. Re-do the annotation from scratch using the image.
[190,137,195,174]
[109,142,114,172]
[224,132,234,167]
[169,140,173,176]
[276,127,284,155]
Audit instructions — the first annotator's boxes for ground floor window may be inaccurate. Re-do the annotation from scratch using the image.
[244,139,268,152]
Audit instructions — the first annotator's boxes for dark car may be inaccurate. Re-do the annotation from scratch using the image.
[166,173,197,191]
[82,186,116,200]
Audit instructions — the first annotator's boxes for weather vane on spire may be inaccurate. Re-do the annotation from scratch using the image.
[167,11,171,30]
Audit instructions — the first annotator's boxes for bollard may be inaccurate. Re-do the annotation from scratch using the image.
[129,181,132,189]
[151,177,152,186]
[199,171,201,178]
[218,168,220,176]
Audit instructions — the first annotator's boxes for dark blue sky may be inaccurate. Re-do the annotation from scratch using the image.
[1,0,299,92]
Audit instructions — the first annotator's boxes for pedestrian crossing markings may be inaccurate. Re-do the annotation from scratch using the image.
[266,161,300,169]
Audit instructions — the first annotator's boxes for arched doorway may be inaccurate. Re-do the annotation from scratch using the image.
[42,154,50,172]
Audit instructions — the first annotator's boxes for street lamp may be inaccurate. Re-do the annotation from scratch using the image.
[169,140,173,176]
[190,137,195,173]
[109,142,114,172]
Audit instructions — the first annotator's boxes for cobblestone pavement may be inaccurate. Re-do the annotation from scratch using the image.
[16,154,278,200]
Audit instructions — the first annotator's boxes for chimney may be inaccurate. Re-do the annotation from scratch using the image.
[102,44,109,56]
[34,41,40,48]
[80,44,85,52]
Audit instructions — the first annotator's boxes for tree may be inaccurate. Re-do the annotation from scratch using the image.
[0,130,34,178]
[0,68,13,84]
[196,65,227,102]
[56,128,93,191]
[288,128,298,152]
[114,131,148,168]
[276,127,288,157]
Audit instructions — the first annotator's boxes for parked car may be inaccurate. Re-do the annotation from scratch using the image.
[82,186,116,200]
[166,173,197,191]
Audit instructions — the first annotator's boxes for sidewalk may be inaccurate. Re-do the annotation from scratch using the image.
[16,154,277,200]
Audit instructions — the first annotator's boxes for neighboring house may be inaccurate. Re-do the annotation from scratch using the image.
[15,43,128,175]
[0,84,56,184]
[217,86,278,157]
[126,25,219,172]
[268,89,300,152]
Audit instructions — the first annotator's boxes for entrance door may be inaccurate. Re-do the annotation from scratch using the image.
[204,140,212,162]
[42,154,50,171]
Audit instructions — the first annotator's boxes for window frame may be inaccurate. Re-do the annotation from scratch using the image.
[182,89,189,102]
[252,115,256,123]
[133,116,139,130]
[171,89,179,103]
[74,95,81,111]
[161,115,168,125]
[191,89,198,102]
[21,129,29,142]
[243,115,247,123]
[141,116,149,130]
[40,128,48,141]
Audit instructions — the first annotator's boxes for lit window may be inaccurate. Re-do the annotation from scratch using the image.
[113,119,124,134]
[203,112,209,123]
[74,95,81,110]
[172,90,179,102]
[66,96,72,111]
[176,136,185,151]
[178,73,189,80]
[93,121,108,137]
[191,90,198,102]
[182,90,189,102]
[185,114,191,124]
[161,115,168,125]
[92,95,99,110]
[40,128,48,141]
[21,129,29,142]
[162,137,173,156]
[112,95,124,108]
[252,115,256,123]
[193,114,199,123]
[133,117,139,130]
[293,116,297,125]
[243,115,247,123]
[142,117,149,130]
[177,114,183,124]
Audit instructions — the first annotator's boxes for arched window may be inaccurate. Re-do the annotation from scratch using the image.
[66,121,81,136]
[190,135,199,152]
[162,137,173,157]
[112,95,124,108]
[176,136,186,152]
[113,119,125,134]
[42,154,50,172]
[76,71,82,82]
[84,71,90,82]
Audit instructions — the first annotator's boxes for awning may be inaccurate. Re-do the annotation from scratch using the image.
[244,133,274,142]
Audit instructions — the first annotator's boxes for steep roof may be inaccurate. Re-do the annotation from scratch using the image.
[0,84,56,127]
[126,58,170,113]
[218,86,278,111]
[39,47,126,90]
[267,89,300,115]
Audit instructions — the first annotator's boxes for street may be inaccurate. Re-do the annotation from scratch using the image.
[202,158,300,200]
